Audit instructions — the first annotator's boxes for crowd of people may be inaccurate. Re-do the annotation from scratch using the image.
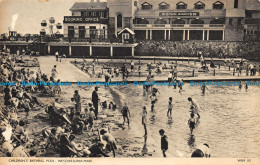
[0,48,119,158]
[136,40,258,58]
[6,44,252,158]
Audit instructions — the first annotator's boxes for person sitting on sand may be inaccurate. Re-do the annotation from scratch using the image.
[88,142,109,157]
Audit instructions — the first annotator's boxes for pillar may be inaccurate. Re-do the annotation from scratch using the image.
[222,30,225,41]
[203,30,205,41]
[69,46,71,56]
[146,30,148,40]
[168,30,171,40]
[90,46,92,56]
[132,47,135,57]
[110,46,113,57]
[150,30,152,40]
[183,30,185,40]
[48,45,50,54]
[187,30,190,40]
[164,30,167,40]
[207,30,209,41]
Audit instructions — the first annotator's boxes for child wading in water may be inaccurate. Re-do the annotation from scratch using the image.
[150,93,157,112]
[188,113,196,135]
[167,97,173,119]
[159,129,168,157]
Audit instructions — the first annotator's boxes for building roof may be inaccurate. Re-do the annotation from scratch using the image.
[118,28,135,35]
[70,2,107,11]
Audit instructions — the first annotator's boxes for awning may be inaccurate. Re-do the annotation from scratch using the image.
[118,28,135,35]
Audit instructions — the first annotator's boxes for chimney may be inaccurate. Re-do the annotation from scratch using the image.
[91,0,94,3]
[96,0,100,2]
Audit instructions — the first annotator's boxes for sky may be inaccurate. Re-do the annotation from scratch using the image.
[0,0,105,35]
[0,0,260,35]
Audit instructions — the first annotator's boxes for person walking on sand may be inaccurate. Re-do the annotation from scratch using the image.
[92,87,99,120]
[121,103,131,128]
[142,106,148,136]
[159,129,168,157]
[55,51,59,61]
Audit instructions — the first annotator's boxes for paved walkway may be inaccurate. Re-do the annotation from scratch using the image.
[38,56,260,83]
[38,56,90,82]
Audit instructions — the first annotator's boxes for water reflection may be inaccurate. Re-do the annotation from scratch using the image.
[141,136,148,156]
[187,135,196,149]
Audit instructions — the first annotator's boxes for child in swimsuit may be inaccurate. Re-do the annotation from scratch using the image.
[167,97,173,119]
[188,113,196,135]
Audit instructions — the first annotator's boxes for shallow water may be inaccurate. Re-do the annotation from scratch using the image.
[109,84,260,158]
[60,83,260,157]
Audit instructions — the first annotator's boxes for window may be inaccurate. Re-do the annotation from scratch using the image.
[81,12,89,17]
[141,2,153,10]
[238,18,242,25]
[213,1,224,9]
[159,2,170,9]
[68,26,75,38]
[229,18,233,25]
[194,1,205,9]
[89,26,97,39]
[172,19,185,24]
[154,18,167,24]
[122,33,130,40]
[100,12,104,18]
[210,18,225,24]
[79,26,85,38]
[191,19,204,24]
[134,1,138,6]
[117,14,123,28]
[234,0,238,8]
[176,1,187,9]
[91,12,97,17]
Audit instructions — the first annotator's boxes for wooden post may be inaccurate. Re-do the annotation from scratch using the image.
[213,69,216,76]
[192,70,195,77]
[233,68,235,76]
[219,64,220,69]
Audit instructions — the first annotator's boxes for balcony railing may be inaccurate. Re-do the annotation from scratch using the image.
[152,24,166,27]
[133,24,225,28]
[245,18,260,24]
